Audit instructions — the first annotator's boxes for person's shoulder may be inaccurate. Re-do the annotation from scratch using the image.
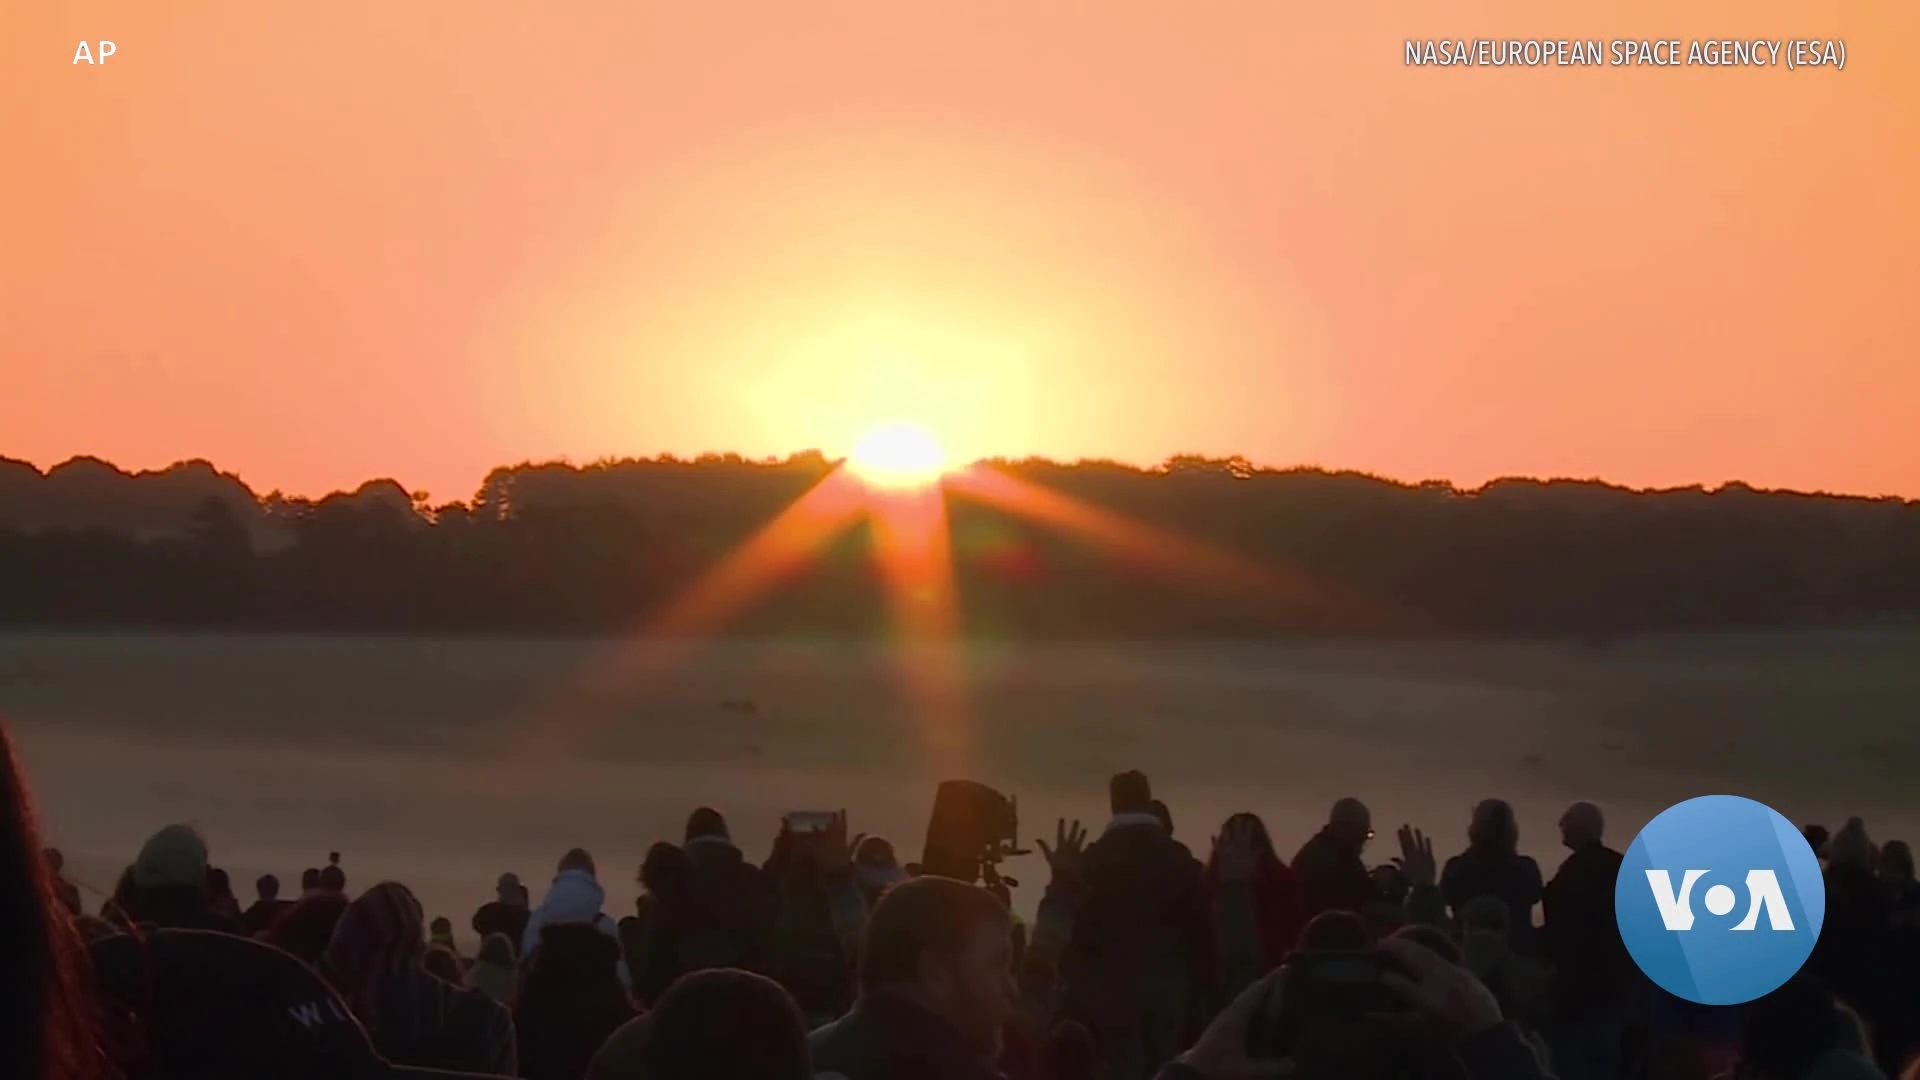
[807,1014,852,1061]
[444,975,513,1029]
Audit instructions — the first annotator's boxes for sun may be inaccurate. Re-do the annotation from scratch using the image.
[846,423,949,490]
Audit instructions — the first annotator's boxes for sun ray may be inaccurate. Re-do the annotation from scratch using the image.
[866,484,973,780]
[945,465,1415,631]
[502,468,870,773]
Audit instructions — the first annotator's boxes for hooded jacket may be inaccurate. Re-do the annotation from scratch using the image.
[683,835,775,972]
[521,869,629,990]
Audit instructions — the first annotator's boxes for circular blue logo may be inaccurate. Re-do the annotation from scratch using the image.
[1616,795,1825,1005]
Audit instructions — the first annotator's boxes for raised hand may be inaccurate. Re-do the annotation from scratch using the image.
[1035,818,1088,885]
[1392,824,1437,887]
[818,809,855,873]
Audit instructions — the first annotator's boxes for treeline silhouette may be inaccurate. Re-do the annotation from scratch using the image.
[2,452,1918,638]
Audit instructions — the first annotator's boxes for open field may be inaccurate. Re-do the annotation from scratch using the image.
[4,629,1916,935]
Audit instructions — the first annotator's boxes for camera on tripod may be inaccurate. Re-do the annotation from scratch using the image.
[917,779,1030,890]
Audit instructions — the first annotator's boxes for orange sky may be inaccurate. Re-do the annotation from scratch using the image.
[4,1,1915,501]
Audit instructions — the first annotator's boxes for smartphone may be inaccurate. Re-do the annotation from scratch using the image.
[784,811,836,835]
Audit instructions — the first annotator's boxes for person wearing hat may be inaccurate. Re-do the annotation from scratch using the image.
[110,824,242,934]
[471,872,530,960]
[520,849,628,989]
[90,926,517,1079]
[682,807,776,972]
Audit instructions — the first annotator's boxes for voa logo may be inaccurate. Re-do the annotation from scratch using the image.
[1616,795,1824,1005]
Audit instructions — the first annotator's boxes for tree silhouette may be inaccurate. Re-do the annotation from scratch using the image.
[0,452,1915,638]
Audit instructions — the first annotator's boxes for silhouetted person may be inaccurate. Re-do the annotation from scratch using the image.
[1459,895,1552,1041]
[243,873,292,935]
[1292,797,1379,919]
[319,853,347,895]
[588,969,812,1080]
[267,889,351,965]
[1808,818,1894,1069]
[90,926,512,1079]
[1060,771,1206,1080]
[429,914,460,959]
[42,847,82,916]
[1390,921,1463,964]
[631,840,741,1005]
[1881,841,1919,908]
[321,880,515,1075]
[1202,812,1304,976]
[2,721,101,1080]
[810,875,1016,1080]
[522,849,627,989]
[854,835,909,909]
[1044,1020,1102,1080]
[206,866,242,922]
[1735,977,1876,1080]
[425,944,462,984]
[300,866,323,897]
[473,871,531,958]
[680,807,775,973]
[1541,801,1631,1080]
[111,824,240,933]
[1441,799,1543,954]
[1151,800,1175,836]
[1806,825,1833,862]
[516,922,635,1080]
[1296,909,1371,951]
[468,932,519,1006]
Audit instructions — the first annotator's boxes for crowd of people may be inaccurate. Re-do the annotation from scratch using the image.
[5,716,1919,1080]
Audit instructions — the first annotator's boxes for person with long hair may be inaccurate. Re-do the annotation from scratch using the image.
[1201,812,1305,997]
[320,880,516,1076]
[467,932,519,1006]
[1440,799,1544,955]
[1,719,104,1080]
[265,888,351,965]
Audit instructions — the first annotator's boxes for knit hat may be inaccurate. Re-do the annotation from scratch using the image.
[685,807,730,843]
[132,825,209,889]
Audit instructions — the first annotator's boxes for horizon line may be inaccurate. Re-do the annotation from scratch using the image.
[4,449,1915,508]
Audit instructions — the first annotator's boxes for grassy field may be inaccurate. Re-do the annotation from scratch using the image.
[4,629,1916,934]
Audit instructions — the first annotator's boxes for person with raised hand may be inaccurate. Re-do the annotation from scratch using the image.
[772,809,868,1026]
[1020,818,1088,1018]
[1393,824,1445,927]
[1204,814,1304,1001]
